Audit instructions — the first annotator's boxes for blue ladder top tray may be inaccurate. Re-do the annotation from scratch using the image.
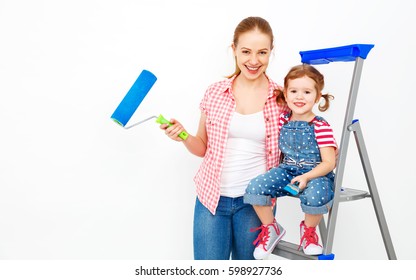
[300,44,374,65]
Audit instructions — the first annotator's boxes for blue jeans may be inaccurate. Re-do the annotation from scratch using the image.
[193,196,261,260]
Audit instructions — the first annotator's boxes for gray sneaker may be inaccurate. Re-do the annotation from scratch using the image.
[252,220,286,260]
[299,220,323,255]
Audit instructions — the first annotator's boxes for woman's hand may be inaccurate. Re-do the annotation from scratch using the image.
[159,118,187,142]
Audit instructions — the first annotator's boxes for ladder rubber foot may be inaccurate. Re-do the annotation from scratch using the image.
[318,253,335,260]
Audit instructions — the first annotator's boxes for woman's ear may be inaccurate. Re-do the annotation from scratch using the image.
[231,43,237,56]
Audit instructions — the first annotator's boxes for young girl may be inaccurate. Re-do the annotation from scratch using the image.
[244,64,337,260]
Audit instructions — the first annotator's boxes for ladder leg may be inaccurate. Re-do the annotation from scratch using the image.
[349,121,397,259]
[318,218,327,246]
[323,58,365,255]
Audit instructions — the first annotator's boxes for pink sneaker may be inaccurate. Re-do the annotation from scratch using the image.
[299,220,323,255]
[252,220,286,260]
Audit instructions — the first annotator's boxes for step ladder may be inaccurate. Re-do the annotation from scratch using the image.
[272,44,397,260]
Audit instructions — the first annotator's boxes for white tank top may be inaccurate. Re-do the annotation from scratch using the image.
[220,111,267,197]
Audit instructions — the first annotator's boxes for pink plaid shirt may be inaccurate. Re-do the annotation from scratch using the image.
[194,75,288,214]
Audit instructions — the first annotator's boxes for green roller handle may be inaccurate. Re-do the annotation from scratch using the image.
[156,114,189,140]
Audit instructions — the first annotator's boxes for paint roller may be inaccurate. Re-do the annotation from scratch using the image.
[111,69,188,140]
[283,181,301,196]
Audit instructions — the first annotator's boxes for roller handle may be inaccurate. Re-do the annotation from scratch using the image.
[156,114,189,140]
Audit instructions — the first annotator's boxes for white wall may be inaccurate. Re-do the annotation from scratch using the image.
[0,0,414,260]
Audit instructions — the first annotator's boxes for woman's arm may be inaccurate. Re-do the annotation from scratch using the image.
[161,112,208,157]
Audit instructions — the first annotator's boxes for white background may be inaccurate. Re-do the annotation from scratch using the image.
[0,0,414,260]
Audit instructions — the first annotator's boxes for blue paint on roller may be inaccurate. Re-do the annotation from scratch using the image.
[111,69,157,126]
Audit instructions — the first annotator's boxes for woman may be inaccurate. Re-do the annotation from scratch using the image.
[161,16,288,260]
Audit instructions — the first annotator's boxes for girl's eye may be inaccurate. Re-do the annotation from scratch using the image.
[242,50,250,54]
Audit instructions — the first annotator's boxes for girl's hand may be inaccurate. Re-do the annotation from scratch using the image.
[291,175,309,191]
[160,118,187,142]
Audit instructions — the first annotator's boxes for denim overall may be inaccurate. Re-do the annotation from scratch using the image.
[244,116,335,215]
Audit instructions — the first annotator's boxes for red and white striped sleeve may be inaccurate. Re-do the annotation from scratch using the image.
[278,113,288,132]
[314,119,337,148]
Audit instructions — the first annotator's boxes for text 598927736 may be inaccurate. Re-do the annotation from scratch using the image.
[135,265,283,278]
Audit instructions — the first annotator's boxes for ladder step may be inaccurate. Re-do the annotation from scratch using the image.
[340,187,370,202]
[272,240,318,260]
[272,188,370,260]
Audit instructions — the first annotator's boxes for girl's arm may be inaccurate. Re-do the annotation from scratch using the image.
[292,147,336,190]
[162,112,208,157]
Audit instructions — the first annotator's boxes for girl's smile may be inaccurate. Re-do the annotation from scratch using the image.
[284,76,321,121]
